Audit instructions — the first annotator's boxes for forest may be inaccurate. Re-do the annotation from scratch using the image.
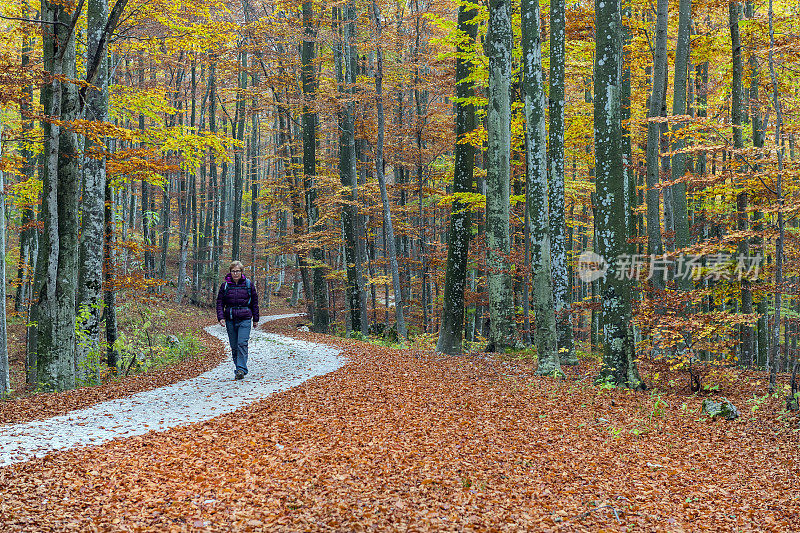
[1,0,798,394]
[0,0,799,529]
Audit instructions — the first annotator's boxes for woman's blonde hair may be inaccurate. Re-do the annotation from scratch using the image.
[229,260,244,272]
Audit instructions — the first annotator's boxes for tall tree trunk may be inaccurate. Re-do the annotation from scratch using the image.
[77,0,111,381]
[301,5,330,332]
[594,0,642,388]
[484,0,516,351]
[15,24,38,313]
[175,176,194,303]
[645,0,667,285]
[139,58,154,277]
[250,76,260,284]
[231,51,247,261]
[209,62,223,294]
[436,0,477,354]
[194,68,210,303]
[728,1,754,365]
[745,1,768,368]
[335,3,365,335]
[372,0,407,341]
[0,117,9,394]
[522,0,560,375]
[768,0,784,391]
[175,65,194,304]
[548,0,576,365]
[671,0,692,264]
[411,1,432,332]
[104,159,119,368]
[30,1,82,390]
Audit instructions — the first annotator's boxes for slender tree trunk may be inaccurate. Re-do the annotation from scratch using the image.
[104,159,119,367]
[0,117,9,394]
[728,0,754,365]
[768,0,784,391]
[408,1,432,333]
[194,69,211,303]
[372,0,407,341]
[334,4,365,335]
[745,1,768,368]
[645,0,667,284]
[273,91,312,318]
[484,0,516,351]
[522,0,560,375]
[175,65,193,303]
[139,59,154,277]
[300,10,329,332]
[231,51,247,261]
[16,24,37,313]
[250,76,260,283]
[548,0,576,365]
[671,0,692,275]
[436,0,477,354]
[174,171,189,300]
[208,61,223,295]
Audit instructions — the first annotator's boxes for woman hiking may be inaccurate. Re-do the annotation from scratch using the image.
[216,261,260,380]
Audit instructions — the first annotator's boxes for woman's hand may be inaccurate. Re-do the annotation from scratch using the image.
[219,319,225,327]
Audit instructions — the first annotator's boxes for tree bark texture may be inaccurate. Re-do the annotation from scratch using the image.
[594,0,642,388]
[522,0,560,375]
[436,1,477,354]
[31,1,82,390]
[302,2,330,333]
[484,0,516,351]
[0,117,9,394]
[645,0,668,283]
[548,0,576,365]
[77,0,110,380]
[335,3,366,335]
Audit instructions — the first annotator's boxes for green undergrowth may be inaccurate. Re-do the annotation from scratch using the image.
[74,300,205,387]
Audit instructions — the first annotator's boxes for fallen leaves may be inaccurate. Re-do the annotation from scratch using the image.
[0,315,798,531]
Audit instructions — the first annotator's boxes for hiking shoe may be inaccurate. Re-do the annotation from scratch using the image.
[235,370,244,380]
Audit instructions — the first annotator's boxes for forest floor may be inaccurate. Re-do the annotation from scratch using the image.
[1,304,799,532]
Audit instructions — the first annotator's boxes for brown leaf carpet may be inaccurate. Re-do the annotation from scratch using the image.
[1,316,798,532]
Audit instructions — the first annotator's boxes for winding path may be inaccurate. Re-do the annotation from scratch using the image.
[0,314,344,467]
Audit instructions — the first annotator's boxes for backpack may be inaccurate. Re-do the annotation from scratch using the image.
[223,277,254,306]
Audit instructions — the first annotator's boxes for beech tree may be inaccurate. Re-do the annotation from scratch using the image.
[594,0,641,387]
[29,0,83,390]
[548,0,576,365]
[302,1,330,334]
[436,0,478,355]
[77,0,128,377]
[522,0,560,374]
[484,0,516,351]
[0,116,8,394]
[335,1,367,335]
[645,0,667,280]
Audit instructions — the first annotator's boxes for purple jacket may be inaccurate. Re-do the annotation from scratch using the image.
[216,274,260,322]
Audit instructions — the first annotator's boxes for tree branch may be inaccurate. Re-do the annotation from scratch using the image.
[0,14,67,26]
[80,0,130,105]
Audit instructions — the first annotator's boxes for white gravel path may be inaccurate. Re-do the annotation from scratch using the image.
[0,314,344,467]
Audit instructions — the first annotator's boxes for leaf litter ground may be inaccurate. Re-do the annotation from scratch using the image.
[1,314,798,532]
